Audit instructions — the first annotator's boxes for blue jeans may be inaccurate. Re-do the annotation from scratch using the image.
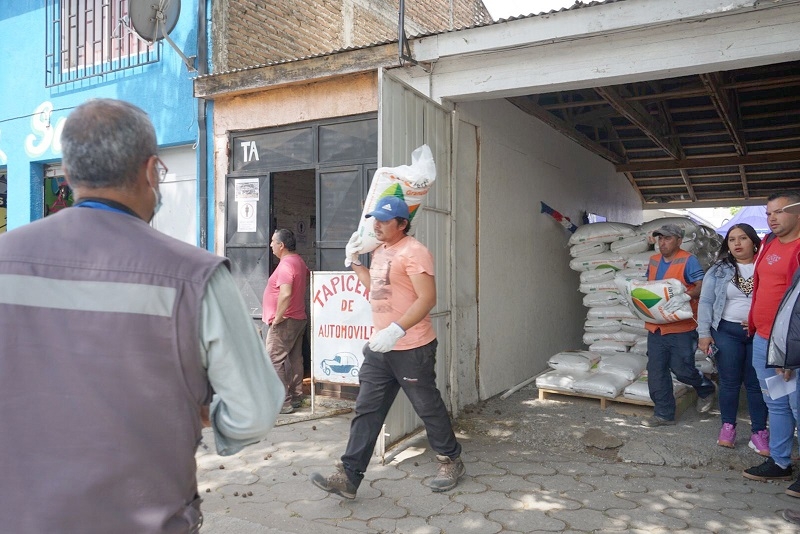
[752,334,799,469]
[713,320,767,431]
[647,329,715,420]
[341,340,461,488]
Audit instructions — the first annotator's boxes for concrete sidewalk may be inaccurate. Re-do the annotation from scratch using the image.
[197,396,800,533]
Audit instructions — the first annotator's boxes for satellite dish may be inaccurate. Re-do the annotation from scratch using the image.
[128,0,196,71]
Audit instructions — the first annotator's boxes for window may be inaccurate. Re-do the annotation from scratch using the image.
[46,0,159,87]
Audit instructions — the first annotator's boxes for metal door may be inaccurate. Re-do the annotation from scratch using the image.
[377,68,453,453]
[224,173,273,320]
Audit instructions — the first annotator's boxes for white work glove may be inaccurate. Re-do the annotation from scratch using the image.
[368,322,405,353]
[663,293,691,313]
[344,231,363,268]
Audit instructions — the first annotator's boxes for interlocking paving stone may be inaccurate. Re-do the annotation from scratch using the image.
[508,491,582,512]
[473,474,543,493]
[605,505,690,530]
[452,490,521,513]
[427,510,503,534]
[395,493,465,518]
[530,473,595,493]
[371,475,427,498]
[563,490,638,511]
[487,509,568,532]
[367,516,441,534]
[548,507,628,531]
[572,473,648,493]
[338,495,408,521]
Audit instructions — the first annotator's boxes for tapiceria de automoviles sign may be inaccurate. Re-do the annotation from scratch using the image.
[311,271,374,385]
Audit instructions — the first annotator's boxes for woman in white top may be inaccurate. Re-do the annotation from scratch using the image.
[698,224,768,453]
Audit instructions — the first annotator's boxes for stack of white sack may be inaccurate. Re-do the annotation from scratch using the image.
[623,371,690,402]
[535,351,648,398]
[562,217,722,398]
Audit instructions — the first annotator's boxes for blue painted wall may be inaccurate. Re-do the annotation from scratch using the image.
[0,0,206,238]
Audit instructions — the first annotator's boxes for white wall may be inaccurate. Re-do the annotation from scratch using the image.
[455,98,642,400]
[151,145,197,246]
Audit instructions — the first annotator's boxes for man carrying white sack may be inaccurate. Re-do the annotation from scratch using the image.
[642,223,716,427]
[310,195,465,499]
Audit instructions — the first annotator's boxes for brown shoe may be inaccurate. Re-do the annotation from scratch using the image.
[310,463,357,499]
[430,454,466,492]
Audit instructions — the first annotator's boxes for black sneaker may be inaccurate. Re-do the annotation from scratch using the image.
[743,457,793,481]
[786,476,800,498]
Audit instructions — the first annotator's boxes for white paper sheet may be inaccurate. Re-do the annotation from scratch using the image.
[766,373,798,400]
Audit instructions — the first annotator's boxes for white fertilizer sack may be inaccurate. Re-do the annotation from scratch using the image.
[569,253,627,272]
[573,372,632,398]
[638,217,699,240]
[623,373,689,402]
[630,339,648,355]
[583,332,640,346]
[616,268,648,280]
[626,251,656,269]
[547,351,601,373]
[584,319,622,333]
[570,241,609,258]
[568,222,637,246]
[620,318,649,336]
[588,340,629,353]
[586,305,637,321]
[583,292,623,308]
[598,353,648,381]
[610,234,651,255]
[580,267,617,284]
[579,281,620,294]
[355,145,435,254]
[615,276,694,324]
[535,369,593,392]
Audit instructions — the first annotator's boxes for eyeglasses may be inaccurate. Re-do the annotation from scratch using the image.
[153,156,168,183]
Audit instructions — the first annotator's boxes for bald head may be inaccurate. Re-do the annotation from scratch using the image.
[61,99,157,190]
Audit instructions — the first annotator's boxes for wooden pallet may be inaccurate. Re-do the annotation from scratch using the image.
[538,387,694,411]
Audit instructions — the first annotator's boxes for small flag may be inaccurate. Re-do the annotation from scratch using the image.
[540,201,578,234]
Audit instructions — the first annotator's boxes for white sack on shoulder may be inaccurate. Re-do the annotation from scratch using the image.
[638,217,699,238]
[614,276,694,324]
[568,222,637,246]
[570,241,609,258]
[580,267,617,284]
[547,351,601,373]
[355,145,435,254]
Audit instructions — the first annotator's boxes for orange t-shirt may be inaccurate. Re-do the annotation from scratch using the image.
[752,238,800,337]
[369,236,436,350]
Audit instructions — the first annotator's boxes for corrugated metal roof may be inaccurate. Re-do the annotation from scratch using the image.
[197,0,625,80]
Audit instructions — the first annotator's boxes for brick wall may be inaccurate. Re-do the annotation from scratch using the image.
[215,0,491,71]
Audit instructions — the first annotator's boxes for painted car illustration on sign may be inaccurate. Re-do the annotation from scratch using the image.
[320,352,360,377]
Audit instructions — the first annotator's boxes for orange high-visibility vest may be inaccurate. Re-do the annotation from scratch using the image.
[645,249,698,335]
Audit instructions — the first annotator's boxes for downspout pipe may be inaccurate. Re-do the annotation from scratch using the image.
[197,0,209,250]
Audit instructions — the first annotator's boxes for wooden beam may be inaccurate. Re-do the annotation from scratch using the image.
[616,150,800,172]
[679,169,698,202]
[739,164,750,199]
[194,44,398,99]
[507,96,624,164]
[701,72,748,156]
[594,85,683,160]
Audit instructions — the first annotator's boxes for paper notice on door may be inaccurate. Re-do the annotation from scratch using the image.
[237,200,257,232]
[766,373,798,400]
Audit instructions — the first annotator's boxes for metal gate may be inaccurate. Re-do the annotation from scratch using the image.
[376,68,453,455]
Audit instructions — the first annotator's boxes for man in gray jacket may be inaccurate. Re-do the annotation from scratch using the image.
[0,99,284,533]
